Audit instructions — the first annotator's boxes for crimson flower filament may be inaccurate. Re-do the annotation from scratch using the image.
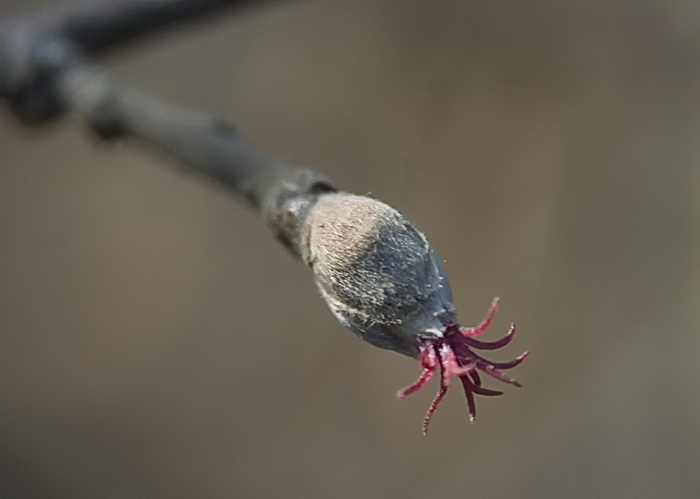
[397,298,528,435]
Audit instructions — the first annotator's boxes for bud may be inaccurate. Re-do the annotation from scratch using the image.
[300,193,527,434]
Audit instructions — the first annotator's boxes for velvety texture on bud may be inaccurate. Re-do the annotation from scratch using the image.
[301,193,528,434]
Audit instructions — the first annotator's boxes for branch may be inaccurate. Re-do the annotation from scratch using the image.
[1,0,261,54]
[0,0,266,119]
[0,0,333,255]
[57,61,333,249]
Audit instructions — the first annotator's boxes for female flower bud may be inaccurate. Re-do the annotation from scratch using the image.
[300,193,527,434]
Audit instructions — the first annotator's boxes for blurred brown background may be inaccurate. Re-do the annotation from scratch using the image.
[1,0,699,497]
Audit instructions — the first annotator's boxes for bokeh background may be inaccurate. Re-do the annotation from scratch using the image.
[1,0,699,497]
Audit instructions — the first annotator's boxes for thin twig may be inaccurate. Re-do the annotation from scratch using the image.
[1,0,261,55]
[0,0,333,257]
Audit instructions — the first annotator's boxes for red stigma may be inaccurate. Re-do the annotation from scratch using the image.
[397,298,528,435]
